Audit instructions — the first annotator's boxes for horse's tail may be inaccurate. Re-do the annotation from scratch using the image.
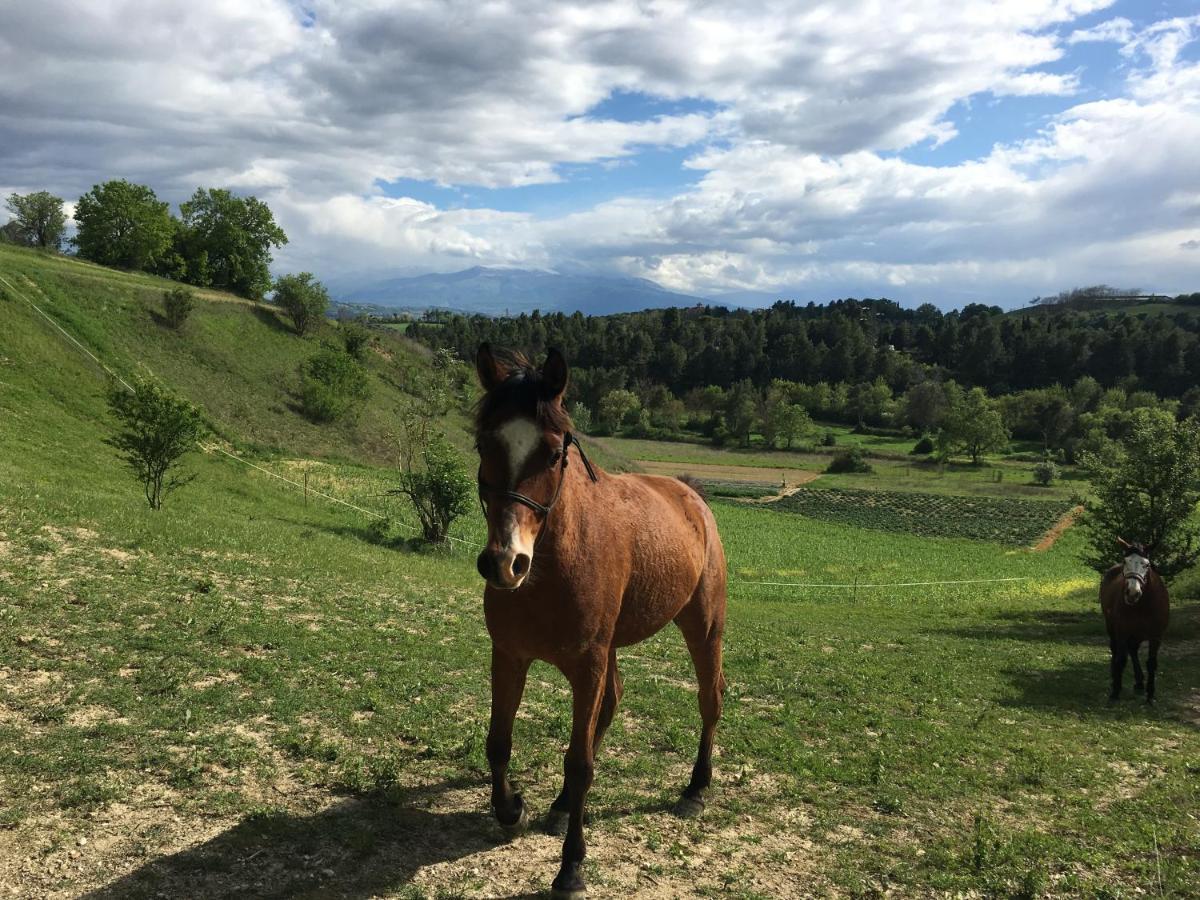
[677,474,707,504]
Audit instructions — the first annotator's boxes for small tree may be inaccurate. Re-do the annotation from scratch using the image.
[106,377,205,509]
[273,272,330,336]
[390,406,474,544]
[5,191,67,249]
[1079,410,1200,579]
[1032,457,1059,486]
[298,346,370,422]
[162,286,196,329]
[340,319,371,360]
[598,389,640,434]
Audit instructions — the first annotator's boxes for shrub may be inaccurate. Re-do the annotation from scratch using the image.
[1032,458,1058,486]
[162,287,195,329]
[105,376,205,509]
[825,447,873,474]
[298,347,370,422]
[341,320,371,360]
[911,434,935,455]
[568,401,592,434]
[390,412,474,545]
[821,430,837,447]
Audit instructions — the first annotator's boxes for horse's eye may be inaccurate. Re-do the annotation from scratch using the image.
[549,449,563,465]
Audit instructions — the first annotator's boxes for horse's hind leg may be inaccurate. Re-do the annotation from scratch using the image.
[487,644,531,836]
[1129,639,1145,693]
[548,648,621,835]
[674,586,727,818]
[1146,638,1161,704]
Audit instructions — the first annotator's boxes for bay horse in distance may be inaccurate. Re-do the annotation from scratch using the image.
[473,344,728,899]
[1100,538,1169,703]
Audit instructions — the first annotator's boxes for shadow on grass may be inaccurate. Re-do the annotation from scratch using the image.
[250,303,294,334]
[936,600,1200,727]
[82,778,544,900]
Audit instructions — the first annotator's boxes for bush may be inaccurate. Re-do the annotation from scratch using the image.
[1032,458,1058,486]
[821,430,837,447]
[298,347,370,422]
[162,287,195,329]
[568,401,592,434]
[391,414,474,545]
[341,320,371,360]
[825,447,873,474]
[105,376,206,509]
[911,434,935,455]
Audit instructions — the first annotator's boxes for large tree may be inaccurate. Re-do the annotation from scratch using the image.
[939,387,1010,465]
[73,180,173,270]
[4,191,67,249]
[1080,409,1200,579]
[178,188,287,300]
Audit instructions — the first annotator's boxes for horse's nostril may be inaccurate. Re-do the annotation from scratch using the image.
[476,552,493,581]
[512,554,530,578]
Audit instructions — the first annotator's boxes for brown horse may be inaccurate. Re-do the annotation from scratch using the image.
[1100,538,1169,703]
[473,344,728,899]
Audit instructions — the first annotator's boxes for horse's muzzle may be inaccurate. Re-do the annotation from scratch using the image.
[477,548,530,591]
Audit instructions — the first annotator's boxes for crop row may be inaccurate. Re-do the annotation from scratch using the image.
[767,486,1074,546]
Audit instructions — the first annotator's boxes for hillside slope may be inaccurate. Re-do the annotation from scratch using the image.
[0,244,477,469]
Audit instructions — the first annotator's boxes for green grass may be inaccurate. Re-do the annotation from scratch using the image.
[2,245,1198,897]
[604,435,1083,500]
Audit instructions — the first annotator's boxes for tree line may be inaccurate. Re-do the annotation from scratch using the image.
[4,183,286,300]
[412,299,1199,458]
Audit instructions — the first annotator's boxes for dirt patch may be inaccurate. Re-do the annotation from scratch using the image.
[1032,505,1083,552]
[635,459,822,487]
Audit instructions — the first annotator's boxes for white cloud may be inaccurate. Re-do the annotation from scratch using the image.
[3,1,1198,304]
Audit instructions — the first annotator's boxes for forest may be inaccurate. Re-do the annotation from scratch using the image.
[412,295,1200,460]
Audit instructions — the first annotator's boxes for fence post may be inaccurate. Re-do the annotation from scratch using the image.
[304,468,308,507]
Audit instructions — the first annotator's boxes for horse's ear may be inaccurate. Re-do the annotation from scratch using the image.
[476,343,506,391]
[1117,536,1131,550]
[541,348,568,401]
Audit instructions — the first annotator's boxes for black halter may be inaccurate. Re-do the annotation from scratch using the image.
[477,431,598,520]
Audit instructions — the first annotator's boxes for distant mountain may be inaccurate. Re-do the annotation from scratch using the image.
[334,266,709,316]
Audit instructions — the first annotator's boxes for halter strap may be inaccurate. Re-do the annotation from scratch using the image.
[477,432,598,520]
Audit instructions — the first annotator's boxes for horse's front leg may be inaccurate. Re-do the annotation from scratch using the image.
[488,644,531,836]
[552,651,608,899]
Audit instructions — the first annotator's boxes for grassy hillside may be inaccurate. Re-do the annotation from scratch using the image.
[1,244,1198,898]
[0,243,477,467]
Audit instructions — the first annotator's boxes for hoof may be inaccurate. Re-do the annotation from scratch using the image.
[497,795,528,839]
[1134,683,1145,694]
[1146,696,1157,706]
[1107,694,1120,704]
[673,794,706,818]
[551,866,586,899]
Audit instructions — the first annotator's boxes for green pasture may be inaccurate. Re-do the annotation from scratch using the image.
[604,436,1082,500]
[2,244,1198,897]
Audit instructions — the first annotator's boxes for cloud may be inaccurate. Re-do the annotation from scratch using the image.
[2,1,1197,305]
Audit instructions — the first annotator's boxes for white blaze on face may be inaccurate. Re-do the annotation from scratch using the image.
[495,417,541,557]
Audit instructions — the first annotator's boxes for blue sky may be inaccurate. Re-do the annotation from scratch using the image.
[2,0,1199,307]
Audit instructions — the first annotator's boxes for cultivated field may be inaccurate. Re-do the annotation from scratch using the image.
[2,246,1199,898]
